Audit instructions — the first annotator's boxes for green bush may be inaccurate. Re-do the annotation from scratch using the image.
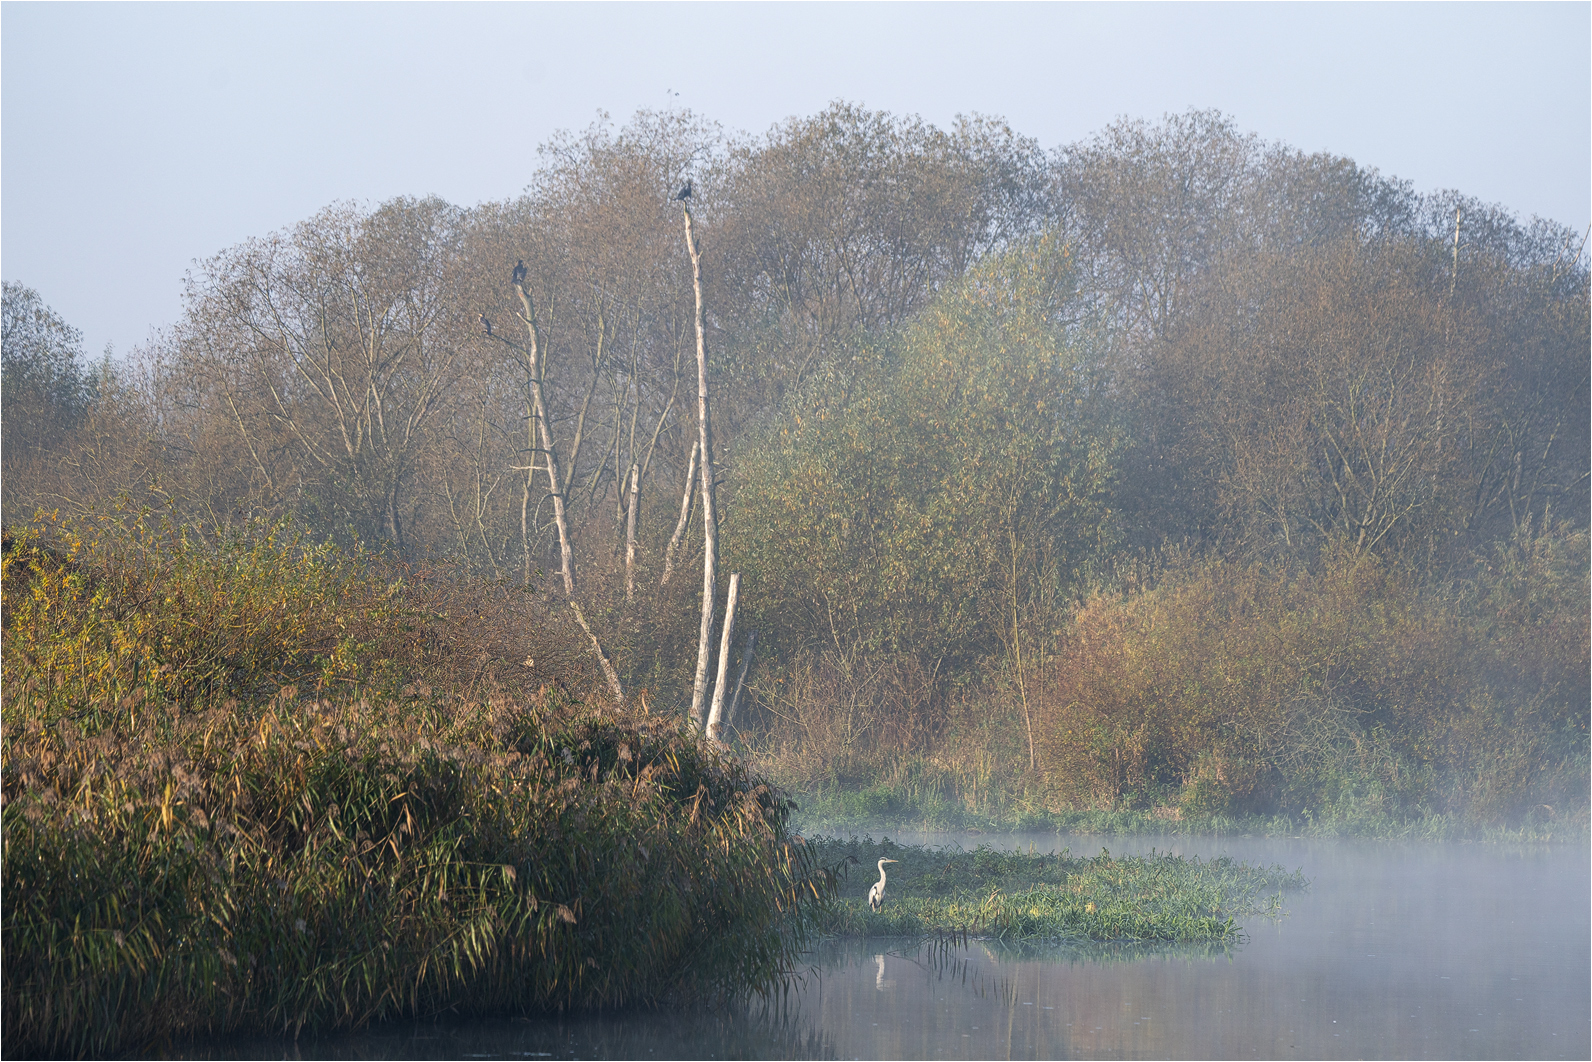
[726,238,1119,669]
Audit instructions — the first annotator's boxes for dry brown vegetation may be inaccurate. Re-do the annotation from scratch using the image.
[1,515,830,1057]
[1037,525,1589,820]
[4,106,1587,834]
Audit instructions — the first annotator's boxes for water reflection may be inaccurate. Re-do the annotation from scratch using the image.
[173,1006,839,1061]
[794,935,1260,1061]
[174,835,1589,1060]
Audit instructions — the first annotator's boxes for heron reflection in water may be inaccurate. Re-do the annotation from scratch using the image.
[868,857,898,912]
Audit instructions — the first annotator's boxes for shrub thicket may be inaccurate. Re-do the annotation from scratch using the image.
[1036,524,1589,823]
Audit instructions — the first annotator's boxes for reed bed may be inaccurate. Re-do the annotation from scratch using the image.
[807,838,1303,944]
[1,516,832,1058]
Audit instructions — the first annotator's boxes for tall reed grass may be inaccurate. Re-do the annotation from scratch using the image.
[1,513,832,1058]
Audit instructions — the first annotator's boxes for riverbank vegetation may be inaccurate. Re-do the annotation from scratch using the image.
[5,105,1587,857]
[773,519,1588,842]
[1,516,828,1058]
[809,838,1304,944]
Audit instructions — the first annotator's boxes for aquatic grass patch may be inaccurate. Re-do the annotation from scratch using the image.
[807,837,1303,943]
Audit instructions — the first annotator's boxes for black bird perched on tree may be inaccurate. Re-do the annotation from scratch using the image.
[674,180,693,202]
[512,259,526,285]
[478,313,492,337]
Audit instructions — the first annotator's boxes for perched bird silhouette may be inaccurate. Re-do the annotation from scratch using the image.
[674,180,693,202]
[478,313,493,337]
[512,259,527,285]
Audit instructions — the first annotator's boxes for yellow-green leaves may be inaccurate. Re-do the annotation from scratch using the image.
[727,240,1119,667]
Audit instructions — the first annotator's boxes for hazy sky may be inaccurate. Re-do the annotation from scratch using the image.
[3,2,1588,361]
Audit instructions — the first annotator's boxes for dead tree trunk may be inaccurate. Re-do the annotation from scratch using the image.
[705,572,740,741]
[624,462,640,603]
[571,600,625,703]
[683,201,718,730]
[519,428,534,585]
[514,280,575,596]
[1009,528,1035,771]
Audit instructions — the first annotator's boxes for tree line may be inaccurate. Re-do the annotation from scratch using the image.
[5,105,1586,817]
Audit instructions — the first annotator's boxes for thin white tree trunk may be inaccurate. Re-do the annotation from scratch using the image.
[515,281,575,596]
[517,273,623,704]
[705,572,740,741]
[661,438,698,585]
[571,600,624,704]
[519,444,533,585]
[1009,529,1035,771]
[624,462,640,603]
[684,203,718,730]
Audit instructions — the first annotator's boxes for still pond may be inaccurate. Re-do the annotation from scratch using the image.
[179,832,1589,1060]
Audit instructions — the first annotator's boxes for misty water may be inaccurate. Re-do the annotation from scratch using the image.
[181,833,1588,1060]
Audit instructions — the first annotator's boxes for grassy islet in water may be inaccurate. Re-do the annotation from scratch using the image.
[809,836,1305,943]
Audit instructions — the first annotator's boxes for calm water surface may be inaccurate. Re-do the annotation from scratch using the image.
[180,833,1589,1060]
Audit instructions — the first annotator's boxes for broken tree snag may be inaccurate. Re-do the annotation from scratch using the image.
[514,278,575,596]
[726,628,758,732]
[683,199,719,730]
[624,462,640,603]
[705,572,741,742]
[570,600,624,704]
[661,438,698,585]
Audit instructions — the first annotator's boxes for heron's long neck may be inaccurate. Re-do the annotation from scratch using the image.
[877,864,888,888]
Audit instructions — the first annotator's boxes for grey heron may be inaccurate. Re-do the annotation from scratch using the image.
[868,857,898,912]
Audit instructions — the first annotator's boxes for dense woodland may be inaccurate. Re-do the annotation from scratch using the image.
[4,105,1587,825]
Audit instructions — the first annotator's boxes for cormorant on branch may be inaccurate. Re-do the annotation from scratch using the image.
[512,259,527,285]
[674,180,693,202]
[478,313,493,337]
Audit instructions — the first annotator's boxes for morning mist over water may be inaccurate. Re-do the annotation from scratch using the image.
[175,833,1588,1060]
[4,7,1587,1058]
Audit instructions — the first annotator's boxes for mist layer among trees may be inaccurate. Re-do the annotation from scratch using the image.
[5,105,1586,825]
